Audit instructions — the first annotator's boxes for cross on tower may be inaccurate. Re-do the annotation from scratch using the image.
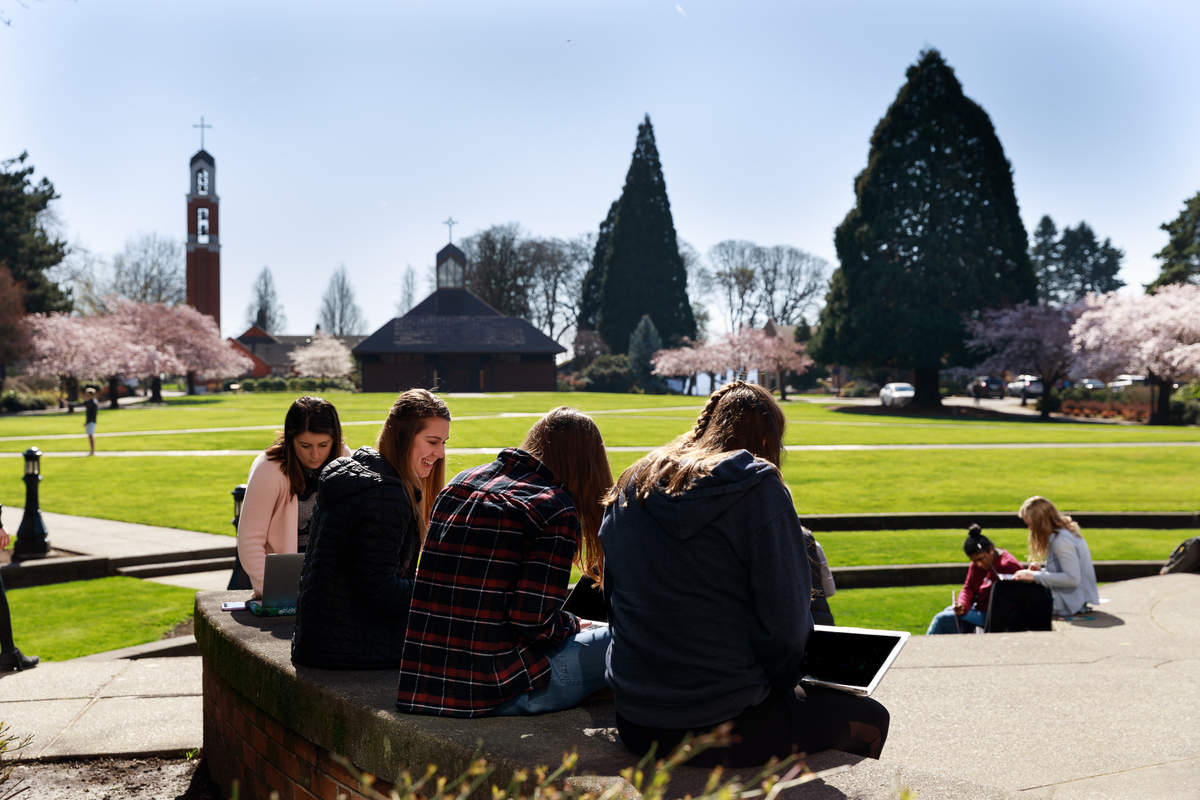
[193,116,213,150]
[443,216,458,243]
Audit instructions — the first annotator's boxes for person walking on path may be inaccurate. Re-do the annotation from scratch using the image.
[78,388,98,456]
[0,505,40,671]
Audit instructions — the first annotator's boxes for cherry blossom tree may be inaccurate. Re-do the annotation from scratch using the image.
[289,331,354,379]
[1071,284,1200,423]
[966,302,1081,419]
[654,329,811,398]
[25,312,148,405]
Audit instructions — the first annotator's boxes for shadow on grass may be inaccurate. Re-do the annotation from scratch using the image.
[829,403,1089,424]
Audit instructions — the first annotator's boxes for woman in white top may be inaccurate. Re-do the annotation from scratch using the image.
[236,396,349,597]
[1013,495,1099,617]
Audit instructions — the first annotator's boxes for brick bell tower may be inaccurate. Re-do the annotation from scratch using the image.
[186,144,221,328]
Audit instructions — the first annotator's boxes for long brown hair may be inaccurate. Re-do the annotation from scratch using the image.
[265,396,344,497]
[1019,495,1082,561]
[520,407,613,586]
[376,389,451,540]
[608,381,786,507]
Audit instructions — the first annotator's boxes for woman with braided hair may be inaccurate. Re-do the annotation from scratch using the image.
[925,524,1023,634]
[600,381,889,767]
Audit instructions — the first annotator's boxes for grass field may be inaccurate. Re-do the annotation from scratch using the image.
[826,584,961,635]
[6,576,195,661]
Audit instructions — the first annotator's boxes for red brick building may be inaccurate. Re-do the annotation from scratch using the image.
[354,244,565,393]
[186,149,221,327]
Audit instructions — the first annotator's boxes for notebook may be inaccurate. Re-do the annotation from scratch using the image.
[247,553,305,617]
[800,624,910,696]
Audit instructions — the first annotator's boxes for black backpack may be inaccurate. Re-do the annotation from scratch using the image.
[1161,537,1200,575]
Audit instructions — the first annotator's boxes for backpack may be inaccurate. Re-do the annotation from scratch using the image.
[1161,537,1200,575]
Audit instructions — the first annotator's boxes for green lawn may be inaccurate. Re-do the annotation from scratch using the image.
[5,576,195,660]
[826,584,960,635]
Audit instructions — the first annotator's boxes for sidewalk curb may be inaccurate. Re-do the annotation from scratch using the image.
[70,635,200,662]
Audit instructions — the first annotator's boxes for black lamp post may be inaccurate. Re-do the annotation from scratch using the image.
[13,447,50,560]
[226,484,251,591]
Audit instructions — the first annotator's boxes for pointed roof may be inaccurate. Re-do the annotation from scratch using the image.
[190,149,215,167]
[354,288,565,356]
[437,243,467,265]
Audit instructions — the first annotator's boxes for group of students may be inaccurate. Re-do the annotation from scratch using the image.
[236,383,887,767]
[926,498,1100,635]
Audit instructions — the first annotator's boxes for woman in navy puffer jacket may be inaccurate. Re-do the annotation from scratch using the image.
[291,389,450,670]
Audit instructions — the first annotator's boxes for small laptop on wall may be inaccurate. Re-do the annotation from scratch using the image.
[800,625,910,696]
[246,553,306,617]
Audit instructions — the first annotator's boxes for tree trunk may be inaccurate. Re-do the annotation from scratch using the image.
[911,366,942,407]
[779,371,788,401]
[107,376,121,409]
[0,359,6,391]
[1150,374,1173,425]
[150,375,163,404]
[186,371,197,395]
[66,376,79,403]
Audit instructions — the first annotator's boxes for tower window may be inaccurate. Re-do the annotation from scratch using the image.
[197,208,210,244]
[197,168,209,195]
[437,257,464,289]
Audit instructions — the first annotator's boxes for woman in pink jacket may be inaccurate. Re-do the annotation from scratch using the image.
[236,396,349,597]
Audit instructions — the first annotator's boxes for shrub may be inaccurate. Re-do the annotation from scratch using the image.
[579,354,633,393]
[254,376,289,392]
[1170,380,1200,425]
[0,390,50,412]
[841,381,872,398]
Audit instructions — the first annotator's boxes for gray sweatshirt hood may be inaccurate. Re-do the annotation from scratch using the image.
[641,450,776,540]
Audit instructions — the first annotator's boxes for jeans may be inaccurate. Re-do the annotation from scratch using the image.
[926,605,986,635]
[489,624,611,716]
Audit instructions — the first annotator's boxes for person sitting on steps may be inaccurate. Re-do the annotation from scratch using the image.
[926,525,1022,634]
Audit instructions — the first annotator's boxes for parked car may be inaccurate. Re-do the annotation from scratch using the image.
[1006,375,1043,397]
[1077,378,1105,391]
[880,382,915,407]
[1107,374,1146,391]
[971,376,1006,398]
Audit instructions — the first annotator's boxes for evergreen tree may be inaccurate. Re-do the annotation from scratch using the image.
[1148,190,1200,290]
[1033,215,1124,302]
[1031,215,1064,303]
[596,116,694,353]
[0,152,72,313]
[810,49,1036,406]
[578,201,616,331]
[627,314,664,391]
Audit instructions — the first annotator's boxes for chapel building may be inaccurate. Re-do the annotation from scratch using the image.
[354,244,565,393]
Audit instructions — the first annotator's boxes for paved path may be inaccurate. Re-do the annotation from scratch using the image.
[6,439,1200,458]
[22,509,236,565]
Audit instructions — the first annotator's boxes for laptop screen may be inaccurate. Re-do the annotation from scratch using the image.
[802,626,908,693]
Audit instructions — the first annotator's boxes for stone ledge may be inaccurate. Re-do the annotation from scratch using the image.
[0,554,109,589]
[195,591,1016,800]
[798,511,1199,531]
[831,559,1165,589]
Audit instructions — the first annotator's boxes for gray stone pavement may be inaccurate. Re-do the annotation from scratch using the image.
[873,573,1200,799]
[0,657,202,760]
[5,507,235,566]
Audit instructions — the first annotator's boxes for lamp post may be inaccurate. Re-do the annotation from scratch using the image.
[13,447,50,560]
[226,484,250,590]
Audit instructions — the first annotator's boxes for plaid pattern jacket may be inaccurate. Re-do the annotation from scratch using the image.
[395,448,581,717]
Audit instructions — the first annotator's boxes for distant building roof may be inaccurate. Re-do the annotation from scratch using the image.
[437,243,467,266]
[234,327,367,369]
[354,288,565,356]
[190,149,215,167]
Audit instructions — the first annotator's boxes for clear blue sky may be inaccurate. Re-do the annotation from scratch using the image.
[3,1,1197,338]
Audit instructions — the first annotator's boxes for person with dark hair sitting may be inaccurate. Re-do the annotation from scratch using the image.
[926,525,1022,635]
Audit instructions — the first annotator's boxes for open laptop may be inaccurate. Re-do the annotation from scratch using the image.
[800,624,910,696]
[246,553,306,616]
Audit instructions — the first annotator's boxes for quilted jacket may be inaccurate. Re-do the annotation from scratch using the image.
[291,446,421,670]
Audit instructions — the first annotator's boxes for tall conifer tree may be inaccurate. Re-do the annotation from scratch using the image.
[596,116,694,353]
[578,201,616,331]
[811,50,1036,406]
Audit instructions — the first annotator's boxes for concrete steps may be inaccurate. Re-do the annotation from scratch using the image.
[116,557,235,579]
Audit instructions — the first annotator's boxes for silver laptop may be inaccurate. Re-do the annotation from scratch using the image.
[248,553,305,616]
[800,624,910,696]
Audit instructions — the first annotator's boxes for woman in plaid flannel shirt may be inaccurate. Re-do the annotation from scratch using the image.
[396,407,612,717]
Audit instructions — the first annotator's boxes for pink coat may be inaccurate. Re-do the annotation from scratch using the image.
[237,445,349,597]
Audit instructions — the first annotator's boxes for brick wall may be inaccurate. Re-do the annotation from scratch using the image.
[203,662,394,800]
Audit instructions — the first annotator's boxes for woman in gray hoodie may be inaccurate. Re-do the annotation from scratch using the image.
[599,382,888,768]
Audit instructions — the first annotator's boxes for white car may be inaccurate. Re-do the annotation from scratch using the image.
[1006,375,1043,397]
[1107,374,1146,391]
[880,382,915,407]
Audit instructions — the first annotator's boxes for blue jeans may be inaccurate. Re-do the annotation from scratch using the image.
[927,605,986,635]
[489,624,611,716]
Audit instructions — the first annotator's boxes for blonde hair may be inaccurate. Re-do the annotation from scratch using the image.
[520,407,613,586]
[607,381,786,508]
[1019,495,1081,561]
[376,389,451,542]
